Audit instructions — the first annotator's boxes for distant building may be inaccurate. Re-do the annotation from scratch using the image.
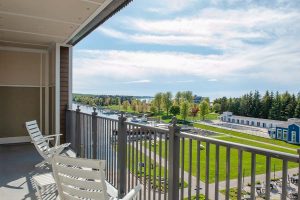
[220,112,300,144]
[220,111,283,128]
[193,96,208,104]
[269,119,300,144]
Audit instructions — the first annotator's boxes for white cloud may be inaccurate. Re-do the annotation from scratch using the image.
[208,79,218,82]
[98,7,300,51]
[146,0,196,13]
[122,80,151,84]
[74,35,300,87]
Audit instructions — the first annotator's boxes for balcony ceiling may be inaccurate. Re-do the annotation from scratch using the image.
[0,0,131,48]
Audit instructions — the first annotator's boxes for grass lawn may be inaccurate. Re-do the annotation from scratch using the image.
[194,123,300,150]
[183,194,206,200]
[147,139,298,183]
[127,145,188,190]
[220,188,250,200]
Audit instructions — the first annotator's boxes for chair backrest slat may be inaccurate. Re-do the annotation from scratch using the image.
[25,120,49,159]
[52,155,108,200]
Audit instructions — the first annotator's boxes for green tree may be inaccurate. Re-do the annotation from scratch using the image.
[269,92,281,120]
[181,91,193,103]
[162,92,173,116]
[199,100,210,120]
[261,91,273,119]
[191,104,199,121]
[175,92,182,105]
[294,93,300,118]
[170,105,180,116]
[154,93,163,114]
[213,103,221,113]
[180,101,190,122]
[122,100,129,111]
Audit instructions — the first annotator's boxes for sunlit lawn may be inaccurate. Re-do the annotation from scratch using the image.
[146,138,298,183]
[194,123,300,150]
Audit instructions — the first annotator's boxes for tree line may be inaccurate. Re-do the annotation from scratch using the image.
[74,91,212,121]
[151,91,211,121]
[213,91,300,121]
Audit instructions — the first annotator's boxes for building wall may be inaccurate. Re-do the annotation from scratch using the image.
[288,124,300,144]
[0,47,48,141]
[59,46,70,143]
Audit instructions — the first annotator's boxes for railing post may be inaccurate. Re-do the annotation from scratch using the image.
[92,107,98,159]
[168,117,180,200]
[75,105,81,157]
[298,149,300,199]
[117,112,127,198]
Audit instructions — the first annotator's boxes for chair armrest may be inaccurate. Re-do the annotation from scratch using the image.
[43,134,62,139]
[121,184,141,200]
[106,181,118,198]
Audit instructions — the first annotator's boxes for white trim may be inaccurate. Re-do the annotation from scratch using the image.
[80,0,103,5]
[0,136,31,144]
[40,53,43,132]
[68,47,73,109]
[64,0,113,44]
[0,11,80,26]
[0,39,48,47]
[45,52,49,135]
[55,44,60,145]
[0,84,46,87]
[0,45,47,53]
[0,28,65,39]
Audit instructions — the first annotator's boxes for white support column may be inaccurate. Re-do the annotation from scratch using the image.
[45,52,49,135]
[55,43,60,145]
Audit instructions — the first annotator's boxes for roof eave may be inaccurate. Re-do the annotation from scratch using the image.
[67,0,132,46]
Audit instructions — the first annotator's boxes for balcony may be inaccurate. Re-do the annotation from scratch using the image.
[1,108,300,200]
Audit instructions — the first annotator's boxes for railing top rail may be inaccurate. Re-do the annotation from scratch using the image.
[125,121,169,133]
[178,132,299,162]
[67,109,119,122]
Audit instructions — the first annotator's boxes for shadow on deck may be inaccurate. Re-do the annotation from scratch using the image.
[0,143,54,200]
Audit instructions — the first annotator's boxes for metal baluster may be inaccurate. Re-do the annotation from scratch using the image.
[131,127,135,190]
[139,129,143,200]
[181,138,185,200]
[164,132,168,200]
[158,132,162,200]
[250,153,256,199]
[214,144,219,200]
[143,130,147,200]
[148,130,152,200]
[205,143,210,200]
[225,147,231,200]
[135,128,139,188]
[237,150,243,200]
[188,139,192,199]
[153,131,157,200]
[282,160,288,200]
[265,156,271,200]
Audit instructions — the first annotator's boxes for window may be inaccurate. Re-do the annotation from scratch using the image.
[251,121,254,126]
[237,119,240,124]
[232,119,235,123]
[263,123,266,128]
[292,131,297,143]
[277,129,282,139]
[283,130,288,140]
[257,122,260,127]
[241,120,244,124]
[228,118,231,122]
[246,121,249,125]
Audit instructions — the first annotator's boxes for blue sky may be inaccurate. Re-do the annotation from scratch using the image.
[73,0,300,99]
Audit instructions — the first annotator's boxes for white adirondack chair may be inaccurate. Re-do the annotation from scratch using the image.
[51,155,141,200]
[25,120,71,167]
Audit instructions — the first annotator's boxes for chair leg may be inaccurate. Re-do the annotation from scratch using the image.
[35,160,47,168]
[33,180,43,200]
